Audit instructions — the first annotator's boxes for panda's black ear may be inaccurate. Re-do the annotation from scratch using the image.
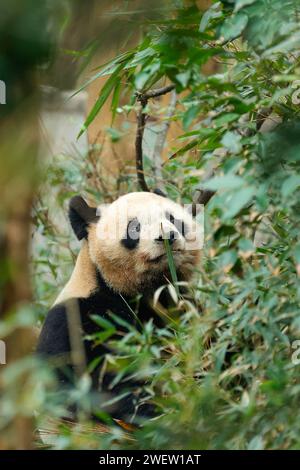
[69,195,99,240]
[153,188,167,198]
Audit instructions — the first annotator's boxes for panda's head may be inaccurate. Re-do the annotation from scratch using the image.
[69,192,202,296]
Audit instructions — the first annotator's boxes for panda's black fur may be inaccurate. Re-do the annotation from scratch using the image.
[37,270,164,420]
[37,192,201,423]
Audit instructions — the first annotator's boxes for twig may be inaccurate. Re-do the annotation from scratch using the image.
[135,103,149,191]
[192,188,215,214]
[192,168,216,215]
[135,85,175,192]
[135,84,216,209]
[65,298,87,379]
[136,84,175,102]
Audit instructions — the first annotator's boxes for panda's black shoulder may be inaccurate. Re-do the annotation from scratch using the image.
[36,287,134,357]
[36,294,106,356]
[36,303,70,357]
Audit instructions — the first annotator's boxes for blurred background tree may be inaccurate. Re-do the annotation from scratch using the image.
[0,0,59,449]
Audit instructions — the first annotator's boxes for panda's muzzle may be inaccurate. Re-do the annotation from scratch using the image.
[149,248,183,263]
[155,230,177,245]
[149,253,166,263]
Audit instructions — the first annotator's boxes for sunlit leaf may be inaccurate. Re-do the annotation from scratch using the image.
[220,12,248,42]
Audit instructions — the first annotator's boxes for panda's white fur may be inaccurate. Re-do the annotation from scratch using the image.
[54,241,97,305]
[55,192,201,303]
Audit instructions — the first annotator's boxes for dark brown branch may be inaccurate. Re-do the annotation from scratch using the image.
[191,188,215,216]
[135,85,176,192]
[135,103,149,191]
[196,188,215,206]
[137,84,175,102]
[135,84,216,208]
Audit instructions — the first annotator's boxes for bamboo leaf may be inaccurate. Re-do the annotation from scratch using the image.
[78,63,124,138]
[164,238,179,296]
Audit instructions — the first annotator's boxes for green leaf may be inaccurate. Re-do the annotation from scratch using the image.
[199,2,223,32]
[182,105,201,130]
[179,127,215,139]
[111,80,121,123]
[221,12,248,42]
[91,329,116,345]
[203,174,245,191]
[224,186,256,219]
[293,244,300,265]
[129,47,156,67]
[164,239,179,296]
[175,70,191,88]
[218,250,238,272]
[263,31,300,57]
[170,139,199,159]
[281,175,300,198]
[238,238,254,254]
[72,51,135,98]
[134,60,161,91]
[234,0,257,12]
[109,313,135,332]
[78,63,124,138]
[106,127,124,143]
[221,131,242,153]
[213,113,240,127]
[89,315,115,330]
[247,435,264,451]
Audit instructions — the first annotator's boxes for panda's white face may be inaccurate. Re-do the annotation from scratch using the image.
[88,192,202,295]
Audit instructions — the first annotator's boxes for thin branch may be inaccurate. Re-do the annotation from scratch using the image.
[65,298,87,381]
[192,188,215,213]
[192,168,216,215]
[135,85,175,192]
[135,84,215,208]
[136,84,175,102]
[135,103,149,191]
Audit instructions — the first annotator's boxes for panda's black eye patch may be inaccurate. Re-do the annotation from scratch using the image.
[121,218,141,250]
[165,211,187,237]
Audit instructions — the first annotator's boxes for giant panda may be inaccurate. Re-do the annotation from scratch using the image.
[37,191,202,423]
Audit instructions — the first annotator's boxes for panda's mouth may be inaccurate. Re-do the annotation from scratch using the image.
[149,254,165,263]
[149,250,182,263]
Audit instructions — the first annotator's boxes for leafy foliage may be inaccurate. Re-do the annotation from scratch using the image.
[73,0,300,449]
[3,0,300,450]
[42,0,300,449]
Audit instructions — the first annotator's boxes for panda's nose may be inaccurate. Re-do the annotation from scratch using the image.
[155,230,176,245]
